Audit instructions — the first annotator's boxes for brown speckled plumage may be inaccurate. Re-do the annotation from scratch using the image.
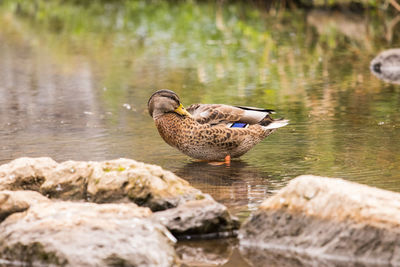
[148,90,288,161]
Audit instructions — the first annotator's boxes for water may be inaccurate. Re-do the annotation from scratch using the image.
[0,1,399,265]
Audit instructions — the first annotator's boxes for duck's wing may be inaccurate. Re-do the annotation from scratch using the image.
[187,104,275,125]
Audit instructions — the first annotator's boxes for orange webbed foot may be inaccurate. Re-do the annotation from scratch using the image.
[206,155,231,166]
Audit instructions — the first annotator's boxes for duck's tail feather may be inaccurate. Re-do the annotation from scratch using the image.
[261,118,289,129]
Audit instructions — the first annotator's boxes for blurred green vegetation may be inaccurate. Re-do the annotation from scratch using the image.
[0,0,400,190]
[1,0,397,105]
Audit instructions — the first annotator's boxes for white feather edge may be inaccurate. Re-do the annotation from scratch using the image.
[263,119,289,130]
[243,109,269,122]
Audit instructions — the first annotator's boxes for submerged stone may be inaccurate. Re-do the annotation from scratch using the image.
[239,175,400,266]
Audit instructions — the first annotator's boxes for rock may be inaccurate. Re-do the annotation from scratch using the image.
[0,157,57,191]
[0,190,49,222]
[370,48,400,84]
[0,157,240,239]
[86,159,206,211]
[0,201,178,266]
[40,160,92,200]
[153,199,240,238]
[239,175,400,266]
[1,157,209,211]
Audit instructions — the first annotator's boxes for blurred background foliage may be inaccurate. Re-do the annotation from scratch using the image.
[1,0,398,107]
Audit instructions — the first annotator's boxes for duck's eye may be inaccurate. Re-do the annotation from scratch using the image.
[168,96,179,103]
[160,94,179,103]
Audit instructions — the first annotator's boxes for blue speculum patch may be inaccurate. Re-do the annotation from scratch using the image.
[230,122,247,128]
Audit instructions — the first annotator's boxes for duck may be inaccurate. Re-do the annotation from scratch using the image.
[148,89,288,164]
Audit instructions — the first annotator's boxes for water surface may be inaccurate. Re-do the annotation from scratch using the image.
[0,1,399,265]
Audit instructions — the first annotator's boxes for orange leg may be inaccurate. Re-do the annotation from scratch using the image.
[206,155,231,166]
[224,155,231,166]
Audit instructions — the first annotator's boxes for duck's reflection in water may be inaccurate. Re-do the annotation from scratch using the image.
[175,161,292,267]
[175,160,274,220]
[176,238,251,267]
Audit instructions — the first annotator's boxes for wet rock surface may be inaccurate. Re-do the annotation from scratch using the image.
[153,199,239,239]
[239,175,400,266]
[370,48,400,84]
[0,200,177,266]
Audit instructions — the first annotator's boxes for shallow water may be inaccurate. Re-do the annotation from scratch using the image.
[0,1,400,266]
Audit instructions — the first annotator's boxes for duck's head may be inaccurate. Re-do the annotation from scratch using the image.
[148,89,191,119]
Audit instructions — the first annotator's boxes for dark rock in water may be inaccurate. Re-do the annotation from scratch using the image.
[153,199,239,239]
[239,175,400,266]
[0,200,177,266]
[370,49,400,84]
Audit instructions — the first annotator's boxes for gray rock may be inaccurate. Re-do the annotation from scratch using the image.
[0,190,49,222]
[153,199,239,238]
[239,175,400,266]
[0,201,177,266]
[370,48,400,84]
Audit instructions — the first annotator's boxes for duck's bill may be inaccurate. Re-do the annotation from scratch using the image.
[174,104,191,116]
